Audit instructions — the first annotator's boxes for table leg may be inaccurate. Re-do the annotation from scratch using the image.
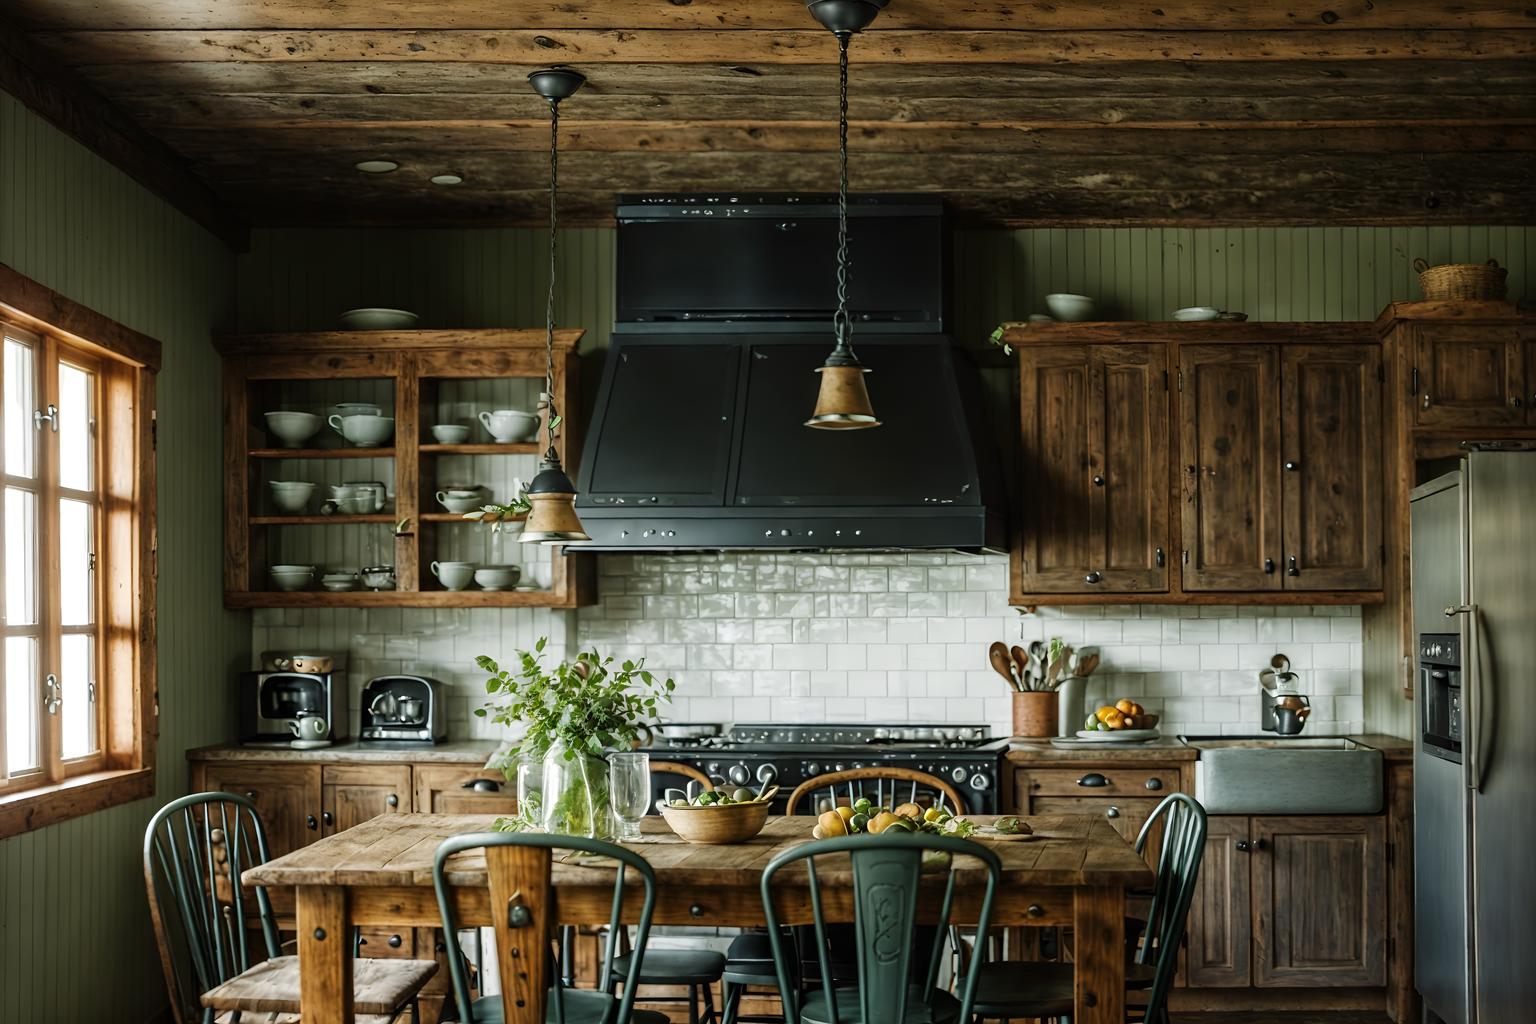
[298,885,355,1024]
[1074,885,1126,1024]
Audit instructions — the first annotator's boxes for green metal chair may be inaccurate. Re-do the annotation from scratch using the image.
[432,831,672,1024]
[969,792,1209,1023]
[759,832,1001,1024]
[143,791,435,1024]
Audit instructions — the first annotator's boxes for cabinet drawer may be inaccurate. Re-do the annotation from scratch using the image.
[1032,796,1163,852]
[1021,767,1179,798]
[356,927,414,959]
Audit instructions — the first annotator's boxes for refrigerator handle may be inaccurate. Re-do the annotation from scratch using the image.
[1446,602,1485,791]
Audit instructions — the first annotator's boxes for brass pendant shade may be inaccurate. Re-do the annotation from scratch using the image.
[520,458,590,544]
[805,365,881,428]
[524,66,590,544]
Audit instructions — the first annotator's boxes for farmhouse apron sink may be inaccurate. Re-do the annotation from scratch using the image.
[1180,735,1384,814]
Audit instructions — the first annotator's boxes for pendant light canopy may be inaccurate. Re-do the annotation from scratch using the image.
[804,1,888,430]
[521,67,592,544]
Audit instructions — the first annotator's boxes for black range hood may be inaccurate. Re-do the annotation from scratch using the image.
[573,194,1004,552]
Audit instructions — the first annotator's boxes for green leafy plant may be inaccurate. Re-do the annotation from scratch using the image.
[475,638,675,763]
[461,485,532,530]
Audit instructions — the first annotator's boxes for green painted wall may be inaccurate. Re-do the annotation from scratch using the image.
[0,92,244,1023]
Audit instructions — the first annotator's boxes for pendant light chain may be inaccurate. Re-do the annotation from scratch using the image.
[543,93,561,461]
[832,32,853,360]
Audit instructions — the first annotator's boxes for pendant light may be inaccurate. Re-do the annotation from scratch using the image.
[520,68,591,544]
[804,0,887,430]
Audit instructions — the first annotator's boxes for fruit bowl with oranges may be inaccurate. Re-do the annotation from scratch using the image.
[1076,698,1161,740]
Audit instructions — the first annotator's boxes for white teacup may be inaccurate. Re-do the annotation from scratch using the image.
[268,480,314,513]
[328,413,394,447]
[430,560,476,591]
[436,491,483,514]
[431,424,471,444]
[264,411,321,448]
[329,402,381,420]
[289,716,329,742]
[479,409,538,443]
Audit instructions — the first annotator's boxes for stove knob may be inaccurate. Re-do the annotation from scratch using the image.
[806,763,821,776]
[706,762,721,775]
[757,764,778,784]
[950,766,969,784]
[968,774,991,791]
[833,763,845,773]
[727,764,751,787]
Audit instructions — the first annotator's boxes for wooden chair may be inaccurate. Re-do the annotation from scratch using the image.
[759,832,1001,1024]
[432,831,672,1024]
[784,766,964,816]
[143,792,436,1024]
[650,759,715,794]
[969,793,1209,1023]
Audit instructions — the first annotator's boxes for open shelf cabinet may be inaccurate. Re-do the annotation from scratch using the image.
[215,329,595,608]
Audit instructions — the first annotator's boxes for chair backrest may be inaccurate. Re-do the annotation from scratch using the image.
[1132,792,1208,1020]
[433,831,658,1024]
[142,792,282,1024]
[784,766,964,816]
[760,832,1001,1024]
[650,759,714,791]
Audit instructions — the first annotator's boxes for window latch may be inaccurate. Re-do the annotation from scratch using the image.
[34,404,59,432]
[44,674,61,715]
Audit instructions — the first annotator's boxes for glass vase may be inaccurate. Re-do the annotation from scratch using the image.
[540,740,615,840]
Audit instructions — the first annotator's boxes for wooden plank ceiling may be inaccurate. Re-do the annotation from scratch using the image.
[2,1,1534,228]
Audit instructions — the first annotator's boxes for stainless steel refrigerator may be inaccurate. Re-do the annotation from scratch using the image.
[1410,450,1536,1024]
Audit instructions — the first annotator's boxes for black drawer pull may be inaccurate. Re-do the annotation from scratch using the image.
[1144,778,1163,791]
[1026,904,1045,918]
[306,814,318,830]
[1076,773,1109,788]
[387,934,403,949]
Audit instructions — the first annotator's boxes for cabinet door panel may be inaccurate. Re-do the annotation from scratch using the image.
[1099,346,1171,592]
[1413,325,1523,427]
[1186,816,1252,988]
[413,765,520,815]
[197,763,321,859]
[1253,815,1386,987]
[1526,333,1536,426]
[1280,346,1382,590]
[1179,346,1282,591]
[1017,347,1097,592]
[321,764,410,835]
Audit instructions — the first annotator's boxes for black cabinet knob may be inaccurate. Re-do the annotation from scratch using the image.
[387,934,403,949]
[244,791,256,800]
[1144,778,1163,791]
[1105,806,1121,819]
[306,814,318,830]
[1092,475,1105,487]
[1026,904,1045,918]
[387,794,399,808]
[1283,460,1300,471]
[1235,840,1251,852]
[690,904,706,919]
[1287,555,1299,577]
[1264,558,1276,574]
[1084,571,1102,584]
[1155,547,1165,568]
[322,811,333,826]
[1076,773,1109,788]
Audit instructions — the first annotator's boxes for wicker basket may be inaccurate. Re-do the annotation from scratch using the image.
[1414,258,1508,301]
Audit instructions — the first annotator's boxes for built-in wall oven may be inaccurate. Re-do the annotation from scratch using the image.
[1419,633,1463,763]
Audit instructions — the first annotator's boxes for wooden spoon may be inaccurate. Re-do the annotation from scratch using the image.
[1010,646,1032,691]
[754,784,780,803]
[988,642,1021,691]
[1076,652,1101,677]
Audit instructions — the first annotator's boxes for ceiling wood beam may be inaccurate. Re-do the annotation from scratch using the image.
[0,16,246,249]
[31,29,1536,66]
[7,0,1531,32]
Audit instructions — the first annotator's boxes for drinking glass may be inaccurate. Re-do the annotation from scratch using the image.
[608,752,652,842]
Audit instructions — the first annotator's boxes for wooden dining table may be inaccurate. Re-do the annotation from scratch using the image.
[242,812,1153,1024]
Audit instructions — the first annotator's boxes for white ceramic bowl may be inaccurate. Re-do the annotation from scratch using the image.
[431,560,476,591]
[264,411,321,448]
[328,413,394,447]
[338,308,419,331]
[474,566,522,591]
[269,565,314,592]
[431,424,471,444]
[268,480,315,513]
[1044,293,1095,322]
[321,579,357,592]
[360,566,395,590]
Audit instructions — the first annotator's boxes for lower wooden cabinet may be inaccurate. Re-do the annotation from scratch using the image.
[195,763,322,858]
[1188,814,1386,990]
[322,764,410,835]
[414,764,520,815]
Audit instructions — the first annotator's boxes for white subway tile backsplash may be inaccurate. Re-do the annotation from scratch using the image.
[253,552,1364,740]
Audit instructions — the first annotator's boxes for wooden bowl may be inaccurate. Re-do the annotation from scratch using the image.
[659,800,771,844]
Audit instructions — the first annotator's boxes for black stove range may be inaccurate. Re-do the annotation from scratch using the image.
[641,723,1008,815]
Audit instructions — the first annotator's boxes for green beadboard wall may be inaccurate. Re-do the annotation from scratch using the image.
[0,92,244,1024]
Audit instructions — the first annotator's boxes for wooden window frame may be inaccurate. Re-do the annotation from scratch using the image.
[0,262,158,838]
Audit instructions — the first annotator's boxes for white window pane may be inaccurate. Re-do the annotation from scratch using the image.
[5,487,37,626]
[58,362,94,492]
[5,636,39,774]
[4,338,35,478]
[59,499,94,626]
[60,633,97,760]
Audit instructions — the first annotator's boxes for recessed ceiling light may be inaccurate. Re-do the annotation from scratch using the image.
[430,173,464,186]
[355,159,399,174]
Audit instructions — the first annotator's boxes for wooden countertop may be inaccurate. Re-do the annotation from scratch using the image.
[1006,733,1413,764]
[186,739,502,764]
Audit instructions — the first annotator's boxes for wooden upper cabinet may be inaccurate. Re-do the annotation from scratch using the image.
[1179,345,1282,591]
[1015,344,1168,596]
[1252,816,1386,988]
[1412,324,1525,428]
[1280,346,1382,590]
